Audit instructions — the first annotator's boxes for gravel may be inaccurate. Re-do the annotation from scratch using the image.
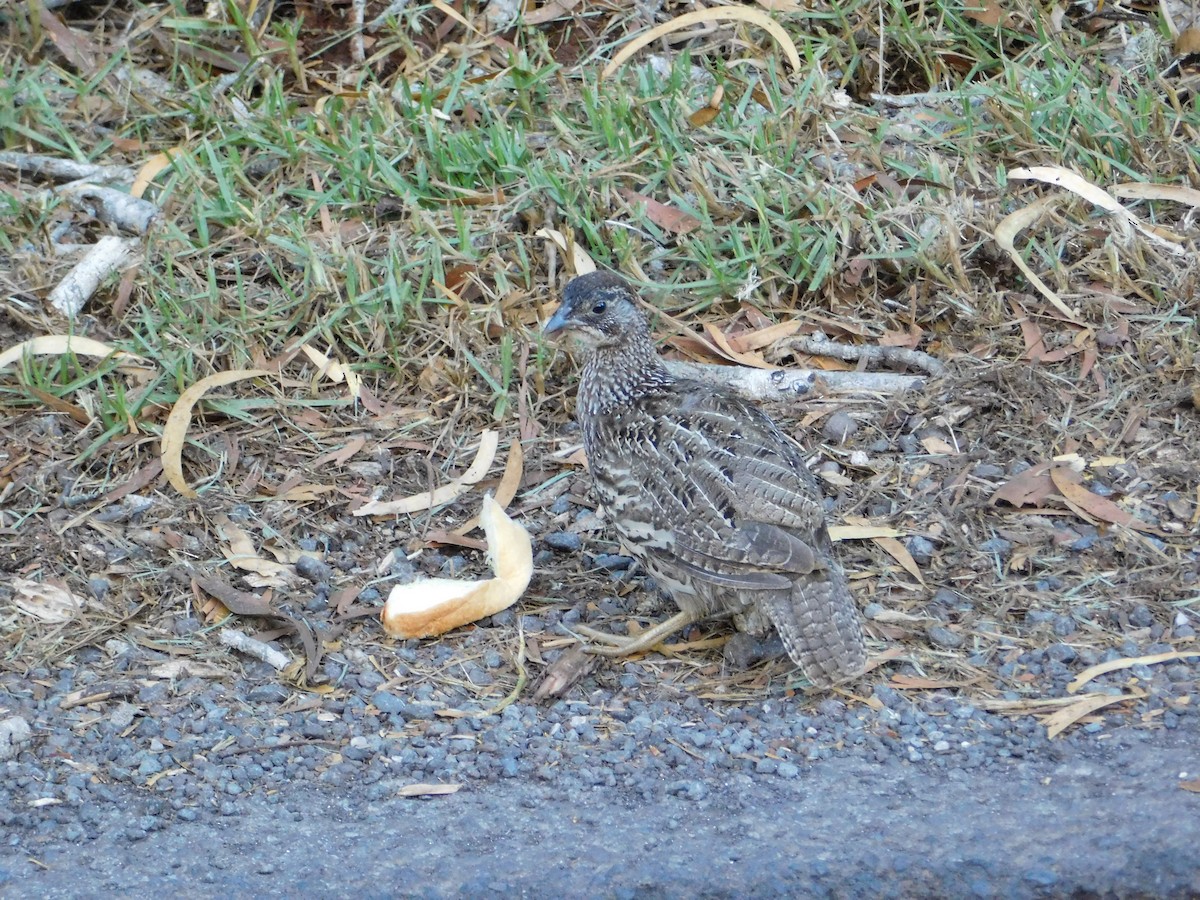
[1,619,1198,892]
[2,493,1198,892]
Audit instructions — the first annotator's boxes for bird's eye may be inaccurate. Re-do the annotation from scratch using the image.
[591,300,607,314]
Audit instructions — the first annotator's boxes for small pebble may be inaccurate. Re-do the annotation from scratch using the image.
[295,555,331,583]
[544,532,582,552]
[822,411,858,443]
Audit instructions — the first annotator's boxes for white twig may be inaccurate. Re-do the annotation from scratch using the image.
[665,359,925,400]
[59,184,159,235]
[367,0,413,31]
[787,334,946,377]
[220,627,290,670]
[0,151,136,185]
[47,236,137,318]
[351,0,366,63]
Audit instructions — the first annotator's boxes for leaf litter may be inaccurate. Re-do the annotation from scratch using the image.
[0,0,1197,751]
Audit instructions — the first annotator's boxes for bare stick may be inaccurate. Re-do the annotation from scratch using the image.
[219,627,290,670]
[47,236,137,318]
[0,151,136,185]
[367,0,413,30]
[59,184,159,235]
[351,0,366,63]
[665,360,925,400]
[787,334,946,377]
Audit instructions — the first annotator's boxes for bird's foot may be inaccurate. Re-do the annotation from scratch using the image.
[574,612,696,657]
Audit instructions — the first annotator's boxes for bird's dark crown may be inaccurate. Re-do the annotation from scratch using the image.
[544,271,649,349]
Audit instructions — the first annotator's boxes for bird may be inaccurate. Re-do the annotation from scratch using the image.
[543,270,868,688]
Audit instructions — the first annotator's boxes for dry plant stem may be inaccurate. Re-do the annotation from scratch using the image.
[787,335,946,377]
[48,236,138,318]
[665,359,925,400]
[350,0,365,63]
[0,151,136,184]
[219,627,290,670]
[576,612,697,657]
[59,184,159,234]
[367,0,412,31]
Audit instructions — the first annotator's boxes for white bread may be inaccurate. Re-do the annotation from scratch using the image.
[381,495,532,639]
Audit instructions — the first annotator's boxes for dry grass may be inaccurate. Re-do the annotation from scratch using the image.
[1,0,1198,711]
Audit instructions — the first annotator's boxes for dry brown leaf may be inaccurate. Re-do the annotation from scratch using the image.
[131,148,181,199]
[1042,690,1143,739]
[38,7,103,77]
[522,0,583,25]
[13,579,85,623]
[218,518,291,586]
[993,195,1080,322]
[1067,649,1200,694]
[703,323,774,368]
[873,536,926,585]
[1180,778,1200,794]
[454,438,524,535]
[162,369,272,498]
[398,783,461,797]
[535,228,595,274]
[1048,465,1158,534]
[354,430,499,516]
[311,436,367,469]
[1010,166,1188,254]
[272,484,336,502]
[920,436,958,455]
[618,189,703,236]
[1112,180,1200,209]
[0,335,146,371]
[601,7,802,79]
[727,319,803,353]
[382,495,532,638]
[964,0,1006,26]
[300,342,364,398]
[991,464,1056,507]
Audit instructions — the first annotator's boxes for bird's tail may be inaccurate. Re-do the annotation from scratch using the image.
[764,564,867,688]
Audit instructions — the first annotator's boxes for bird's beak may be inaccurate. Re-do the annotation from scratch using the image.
[543,304,572,336]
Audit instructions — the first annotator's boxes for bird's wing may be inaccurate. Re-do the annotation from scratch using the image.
[604,383,831,590]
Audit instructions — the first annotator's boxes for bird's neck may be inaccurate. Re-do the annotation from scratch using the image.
[578,332,670,418]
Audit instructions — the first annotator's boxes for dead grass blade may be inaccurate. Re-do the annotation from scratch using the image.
[993,194,1080,322]
[602,8,802,79]
[354,430,499,516]
[0,335,146,371]
[1067,650,1200,694]
[161,369,273,498]
[1010,165,1189,255]
[1042,690,1145,739]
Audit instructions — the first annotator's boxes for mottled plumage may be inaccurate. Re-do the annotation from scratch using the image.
[544,271,867,688]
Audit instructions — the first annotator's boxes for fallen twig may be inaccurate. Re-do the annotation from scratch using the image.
[47,236,138,318]
[787,334,946,377]
[219,627,290,670]
[0,151,136,185]
[59,183,159,235]
[665,359,925,400]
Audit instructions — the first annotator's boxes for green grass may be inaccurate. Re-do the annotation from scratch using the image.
[1,0,1197,465]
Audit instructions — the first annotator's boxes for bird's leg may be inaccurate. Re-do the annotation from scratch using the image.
[576,611,697,657]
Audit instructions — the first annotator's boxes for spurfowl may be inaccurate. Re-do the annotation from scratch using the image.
[544,271,868,688]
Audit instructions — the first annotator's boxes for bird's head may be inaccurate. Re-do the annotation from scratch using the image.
[543,271,649,351]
